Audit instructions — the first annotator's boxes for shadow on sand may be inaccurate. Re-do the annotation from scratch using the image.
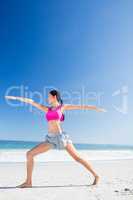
[0,183,93,189]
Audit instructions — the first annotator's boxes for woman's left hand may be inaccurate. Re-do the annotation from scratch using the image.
[96,107,107,112]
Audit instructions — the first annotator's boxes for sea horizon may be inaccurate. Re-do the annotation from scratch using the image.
[0,139,133,162]
[0,139,133,150]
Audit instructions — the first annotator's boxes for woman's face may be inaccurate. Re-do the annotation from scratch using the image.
[47,93,56,104]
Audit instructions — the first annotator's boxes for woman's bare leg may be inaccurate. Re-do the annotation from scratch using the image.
[16,142,53,188]
[65,143,100,185]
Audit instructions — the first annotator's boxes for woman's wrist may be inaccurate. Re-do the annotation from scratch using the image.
[23,98,34,103]
[16,97,34,103]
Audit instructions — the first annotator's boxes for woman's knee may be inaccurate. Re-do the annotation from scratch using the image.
[74,155,83,162]
[26,150,34,159]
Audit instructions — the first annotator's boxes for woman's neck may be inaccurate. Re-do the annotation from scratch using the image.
[51,102,60,108]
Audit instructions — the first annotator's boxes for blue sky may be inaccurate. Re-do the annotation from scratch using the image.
[0,0,133,145]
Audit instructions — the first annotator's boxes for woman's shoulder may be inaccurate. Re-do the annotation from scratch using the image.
[61,104,70,109]
[59,104,67,112]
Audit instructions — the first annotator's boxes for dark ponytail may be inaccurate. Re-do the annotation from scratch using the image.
[58,96,63,105]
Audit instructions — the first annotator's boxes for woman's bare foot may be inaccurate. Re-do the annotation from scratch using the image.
[16,181,32,188]
[92,175,100,185]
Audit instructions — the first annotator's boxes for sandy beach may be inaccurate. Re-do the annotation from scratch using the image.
[0,159,133,200]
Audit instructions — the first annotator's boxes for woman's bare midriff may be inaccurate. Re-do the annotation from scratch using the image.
[47,120,63,134]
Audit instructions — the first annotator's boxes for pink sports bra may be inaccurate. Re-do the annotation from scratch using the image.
[45,104,64,121]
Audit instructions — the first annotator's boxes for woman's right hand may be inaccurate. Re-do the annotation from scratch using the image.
[5,95,17,100]
[5,96,48,112]
[5,96,34,103]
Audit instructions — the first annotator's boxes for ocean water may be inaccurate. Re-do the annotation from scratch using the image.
[0,140,133,150]
[0,140,133,162]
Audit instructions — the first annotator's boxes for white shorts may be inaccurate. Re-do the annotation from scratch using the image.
[44,131,73,150]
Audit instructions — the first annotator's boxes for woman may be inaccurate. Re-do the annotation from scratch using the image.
[5,89,106,188]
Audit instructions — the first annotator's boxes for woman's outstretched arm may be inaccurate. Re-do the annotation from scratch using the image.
[5,96,48,112]
[62,104,107,112]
